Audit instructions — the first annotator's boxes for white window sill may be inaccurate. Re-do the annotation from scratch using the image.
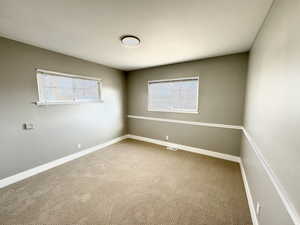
[35,100,103,106]
[148,109,199,114]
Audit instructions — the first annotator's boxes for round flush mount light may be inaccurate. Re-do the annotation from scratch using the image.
[120,35,141,47]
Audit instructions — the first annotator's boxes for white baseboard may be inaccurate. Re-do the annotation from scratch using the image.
[0,134,240,189]
[0,135,128,189]
[127,134,261,225]
[1,131,289,225]
[127,134,241,163]
[240,161,259,225]
[242,129,299,225]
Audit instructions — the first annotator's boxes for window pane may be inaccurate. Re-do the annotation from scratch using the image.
[148,78,198,112]
[171,80,198,110]
[39,74,74,102]
[43,74,73,88]
[148,82,173,111]
[44,87,74,101]
[74,79,99,101]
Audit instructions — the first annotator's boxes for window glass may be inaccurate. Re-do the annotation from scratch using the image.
[148,77,198,113]
[37,70,101,104]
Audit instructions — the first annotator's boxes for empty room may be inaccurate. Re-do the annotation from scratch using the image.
[0,0,299,225]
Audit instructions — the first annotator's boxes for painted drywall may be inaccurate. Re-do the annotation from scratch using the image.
[0,37,127,180]
[127,53,248,156]
[241,136,294,225]
[241,0,300,224]
[129,118,242,156]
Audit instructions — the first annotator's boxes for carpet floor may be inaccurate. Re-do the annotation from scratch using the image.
[0,139,252,225]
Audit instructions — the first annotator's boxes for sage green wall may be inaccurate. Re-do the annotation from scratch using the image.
[0,37,127,179]
[127,53,248,156]
[241,0,300,224]
[129,118,242,156]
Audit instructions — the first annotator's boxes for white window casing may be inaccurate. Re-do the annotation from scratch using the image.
[36,69,103,105]
[148,77,199,113]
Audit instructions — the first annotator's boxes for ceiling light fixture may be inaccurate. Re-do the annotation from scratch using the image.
[120,35,141,47]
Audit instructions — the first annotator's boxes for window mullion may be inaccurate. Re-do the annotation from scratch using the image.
[72,78,76,102]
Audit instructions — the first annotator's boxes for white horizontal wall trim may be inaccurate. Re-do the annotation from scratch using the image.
[0,135,128,189]
[127,134,241,163]
[128,115,243,130]
[242,128,300,225]
[240,161,259,225]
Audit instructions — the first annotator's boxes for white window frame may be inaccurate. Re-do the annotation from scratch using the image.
[147,76,199,114]
[36,69,103,106]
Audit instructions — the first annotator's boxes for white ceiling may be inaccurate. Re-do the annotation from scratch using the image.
[0,0,273,71]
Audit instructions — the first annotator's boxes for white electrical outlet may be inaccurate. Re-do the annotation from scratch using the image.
[77,144,81,149]
[256,202,261,216]
[165,136,169,141]
[166,146,178,151]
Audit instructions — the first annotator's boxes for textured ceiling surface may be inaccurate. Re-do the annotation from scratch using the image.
[0,0,273,70]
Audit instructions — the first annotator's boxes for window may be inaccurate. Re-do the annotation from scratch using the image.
[148,77,199,113]
[36,69,102,105]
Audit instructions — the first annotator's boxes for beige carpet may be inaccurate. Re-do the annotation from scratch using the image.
[0,139,252,225]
